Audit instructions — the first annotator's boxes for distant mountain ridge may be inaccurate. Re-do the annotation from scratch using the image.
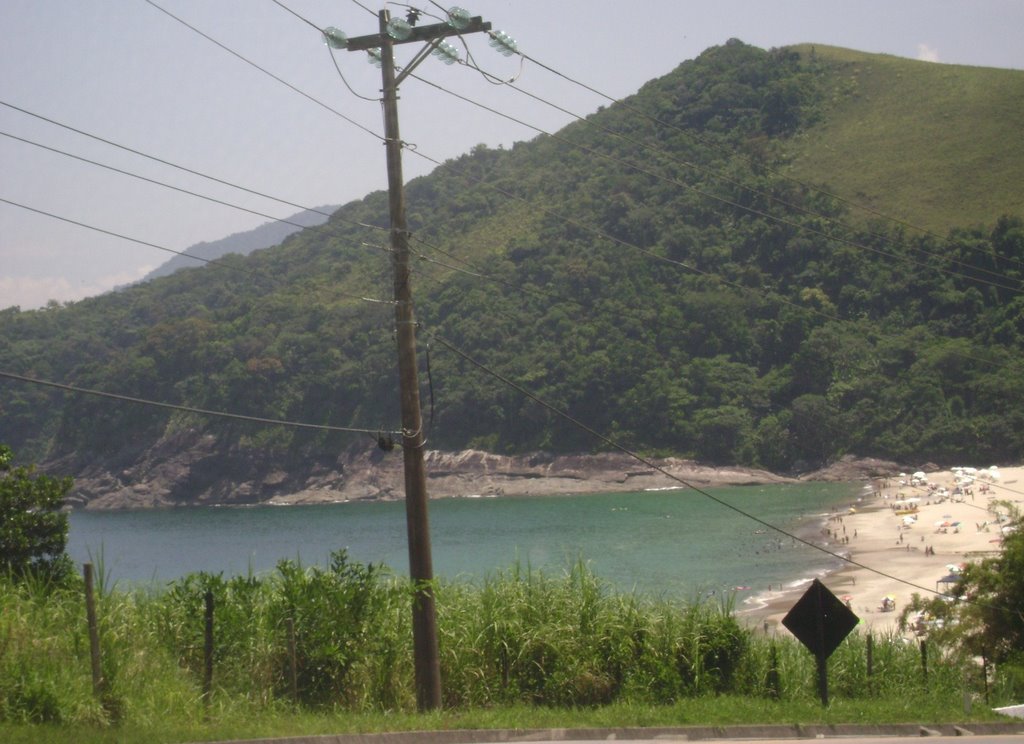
[140,205,338,282]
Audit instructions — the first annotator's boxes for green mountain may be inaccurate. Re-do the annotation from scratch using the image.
[1,39,1022,501]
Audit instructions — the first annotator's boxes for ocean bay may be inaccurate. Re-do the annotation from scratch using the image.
[67,482,860,603]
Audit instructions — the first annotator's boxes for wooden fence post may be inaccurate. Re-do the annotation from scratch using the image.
[83,563,103,697]
[203,589,214,709]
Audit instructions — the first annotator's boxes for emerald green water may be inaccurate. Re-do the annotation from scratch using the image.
[68,482,862,607]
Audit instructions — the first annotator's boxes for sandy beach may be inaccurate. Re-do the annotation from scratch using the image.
[744,464,1023,639]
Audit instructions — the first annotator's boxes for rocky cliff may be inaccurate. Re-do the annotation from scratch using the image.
[49,430,871,510]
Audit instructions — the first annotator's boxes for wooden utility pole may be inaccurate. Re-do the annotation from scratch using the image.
[344,8,492,712]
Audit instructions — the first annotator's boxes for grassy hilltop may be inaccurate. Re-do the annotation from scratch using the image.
[783,44,1024,233]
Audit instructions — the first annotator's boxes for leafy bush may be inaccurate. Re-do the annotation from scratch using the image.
[0,445,73,583]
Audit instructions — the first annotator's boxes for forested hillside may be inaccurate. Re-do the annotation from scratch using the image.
[2,39,1022,494]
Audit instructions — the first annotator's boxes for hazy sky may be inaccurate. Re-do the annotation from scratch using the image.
[3,0,1023,310]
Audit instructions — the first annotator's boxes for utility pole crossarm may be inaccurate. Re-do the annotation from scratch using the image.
[344,17,491,52]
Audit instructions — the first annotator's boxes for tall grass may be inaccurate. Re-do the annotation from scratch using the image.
[0,555,1004,737]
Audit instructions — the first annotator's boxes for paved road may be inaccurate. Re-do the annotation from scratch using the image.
[205,721,1024,744]
[529,738,1024,744]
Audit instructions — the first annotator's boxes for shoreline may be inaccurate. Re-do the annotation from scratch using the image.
[739,464,1022,639]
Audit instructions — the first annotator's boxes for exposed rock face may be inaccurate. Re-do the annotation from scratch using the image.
[797,454,909,482]
[53,431,796,510]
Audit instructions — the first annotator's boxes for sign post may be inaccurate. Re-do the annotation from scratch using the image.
[782,578,859,706]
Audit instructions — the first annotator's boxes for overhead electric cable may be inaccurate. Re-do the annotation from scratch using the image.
[1,197,221,266]
[266,0,381,101]
[0,100,387,234]
[406,148,1017,360]
[511,45,1024,275]
[2,130,334,234]
[348,0,377,17]
[425,329,971,602]
[466,70,1023,290]
[0,197,395,306]
[409,71,1024,298]
[326,43,383,101]
[174,5,1020,299]
[142,0,383,141]
[210,3,1023,293]
[425,1,1024,274]
[268,0,322,31]
[0,126,401,289]
[0,370,391,436]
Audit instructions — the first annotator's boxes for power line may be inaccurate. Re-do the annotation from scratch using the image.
[0,197,219,266]
[151,3,1019,615]
[427,0,995,262]
[110,5,998,336]
[423,331,942,597]
[347,0,377,17]
[16,2,1015,440]
[408,70,1024,298]
[117,1,1024,310]
[0,369,391,437]
[0,197,396,307]
[265,0,383,101]
[409,234,743,341]
[424,328,968,603]
[1,130,333,234]
[162,5,1021,308]
[0,100,387,235]
[395,13,1024,280]
[268,0,322,32]
[142,0,383,142]
[472,70,1024,291]
[513,44,1024,276]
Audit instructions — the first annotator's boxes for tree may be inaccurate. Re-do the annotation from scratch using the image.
[0,445,73,581]
[954,504,1024,664]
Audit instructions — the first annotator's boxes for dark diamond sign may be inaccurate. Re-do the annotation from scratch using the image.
[782,578,859,658]
[781,578,859,705]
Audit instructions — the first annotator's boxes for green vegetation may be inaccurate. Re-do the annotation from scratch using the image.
[1,40,1023,488]
[0,445,72,582]
[784,45,1024,233]
[903,502,1024,670]
[0,555,1015,743]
